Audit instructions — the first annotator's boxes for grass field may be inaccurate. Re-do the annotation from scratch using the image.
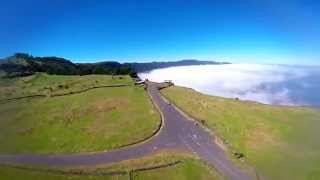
[0,152,222,180]
[0,73,132,100]
[162,86,320,180]
[0,73,160,154]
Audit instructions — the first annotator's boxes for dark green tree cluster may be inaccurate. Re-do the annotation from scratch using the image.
[0,53,136,78]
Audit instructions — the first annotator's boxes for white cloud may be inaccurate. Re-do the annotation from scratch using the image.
[139,64,318,106]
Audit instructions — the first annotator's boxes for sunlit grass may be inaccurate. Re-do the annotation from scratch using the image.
[162,86,320,180]
[0,73,132,99]
[0,74,159,154]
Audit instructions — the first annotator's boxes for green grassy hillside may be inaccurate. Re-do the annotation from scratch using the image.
[162,86,320,180]
[0,73,132,99]
[0,74,159,153]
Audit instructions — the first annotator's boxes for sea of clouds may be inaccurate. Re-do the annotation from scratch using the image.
[139,64,320,106]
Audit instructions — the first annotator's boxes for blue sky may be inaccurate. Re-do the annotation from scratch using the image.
[1,0,320,64]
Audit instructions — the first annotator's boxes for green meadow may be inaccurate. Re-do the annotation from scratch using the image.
[0,73,132,99]
[0,73,160,153]
[0,152,222,180]
[162,86,320,180]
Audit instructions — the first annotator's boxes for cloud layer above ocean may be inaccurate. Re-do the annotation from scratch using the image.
[139,64,320,106]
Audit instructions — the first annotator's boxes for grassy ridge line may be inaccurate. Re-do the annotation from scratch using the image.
[0,73,133,100]
[50,84,129,97]
[0,84,131,103]
[0,164,126,177]
[0,152,222,180]
[0,161,182,177]
[162,86,320,180]
[128,161,182,180]
[131,160,181,172]
[0,84,131,102]
[0,94,46,104]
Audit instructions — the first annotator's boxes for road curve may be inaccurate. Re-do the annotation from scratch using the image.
[0,82,252,180]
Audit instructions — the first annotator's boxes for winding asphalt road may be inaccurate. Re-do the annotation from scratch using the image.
[0,82,252,180]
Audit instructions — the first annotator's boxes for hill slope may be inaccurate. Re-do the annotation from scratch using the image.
[162,86,320,180]
[0,74,160,153]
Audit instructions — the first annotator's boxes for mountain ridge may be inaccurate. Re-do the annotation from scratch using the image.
[0,53,228,78]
